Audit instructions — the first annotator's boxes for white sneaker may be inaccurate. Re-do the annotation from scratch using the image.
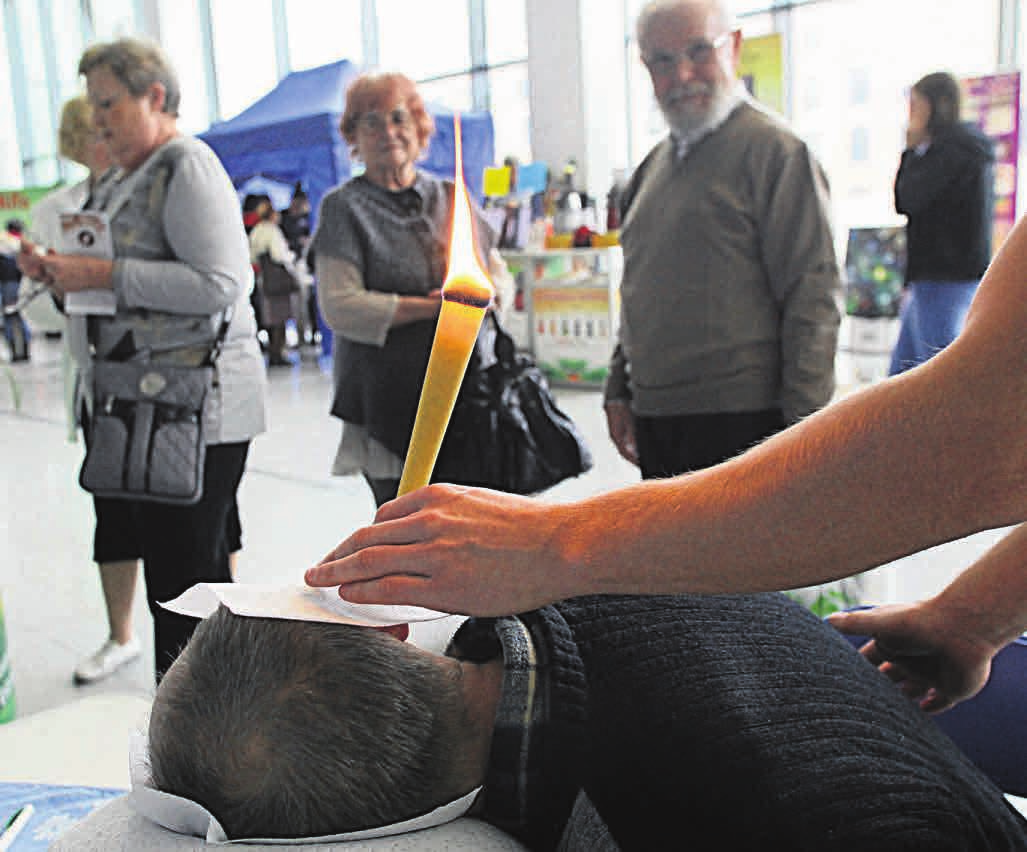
[73,637,142,685]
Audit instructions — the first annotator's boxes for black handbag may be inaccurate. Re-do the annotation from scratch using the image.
[258,252,300,297]
[78,311,232,505]
[433,313,592,494]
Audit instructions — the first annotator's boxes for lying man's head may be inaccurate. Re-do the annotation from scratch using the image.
[147,606,489,839]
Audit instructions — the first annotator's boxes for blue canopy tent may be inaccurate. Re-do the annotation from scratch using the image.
[198,59,496,224]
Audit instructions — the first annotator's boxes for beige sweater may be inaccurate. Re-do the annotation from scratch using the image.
[606,101,842,423]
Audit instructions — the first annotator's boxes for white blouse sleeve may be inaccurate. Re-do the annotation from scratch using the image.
[316,253,398,346]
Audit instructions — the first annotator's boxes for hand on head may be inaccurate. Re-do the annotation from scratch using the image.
[305,483,573,616]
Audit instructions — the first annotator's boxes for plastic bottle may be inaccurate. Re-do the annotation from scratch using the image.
[554,159,582,234]
[606,168,627,232]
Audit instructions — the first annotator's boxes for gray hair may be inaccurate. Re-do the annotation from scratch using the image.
[148,607,474,839]
[78,37,181,117]
[636,0,737,46]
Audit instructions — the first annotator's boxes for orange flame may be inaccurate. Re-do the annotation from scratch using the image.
[395,114,494,496]
[441,114,494,307]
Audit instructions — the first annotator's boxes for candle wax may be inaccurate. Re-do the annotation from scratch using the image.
[397,297,487,496]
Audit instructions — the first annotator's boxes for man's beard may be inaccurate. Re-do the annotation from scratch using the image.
[659,80,732,138]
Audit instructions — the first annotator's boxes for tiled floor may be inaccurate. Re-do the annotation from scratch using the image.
[0,332,1009,721]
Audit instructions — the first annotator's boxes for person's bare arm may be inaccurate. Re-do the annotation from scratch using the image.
[39,252,115,293]
[307,217,1027,615]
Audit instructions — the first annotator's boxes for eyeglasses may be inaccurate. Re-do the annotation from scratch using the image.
[358,108,413,134]
[642,33,730,76]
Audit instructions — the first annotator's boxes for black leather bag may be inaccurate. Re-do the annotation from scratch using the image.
[434,313,592,495]
[258,252,300,297]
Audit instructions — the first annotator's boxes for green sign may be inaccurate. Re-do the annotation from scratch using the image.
[0,592,15,724]
[0,184,63,234]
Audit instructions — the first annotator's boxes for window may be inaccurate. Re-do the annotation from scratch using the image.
[485,0,528,64]
[376,0,471,78]
[158,0,214,133]
[209,0,277,120]
[419,76,474,112]
[49,0,87,105]
[85,0,139,40]
[374,0,529,160]
[10,0,57,186]
[850,125,870,162]
[487,64,532,163]
[0,21,20,186]
[790,0,1001,235]
[286,0,363,71]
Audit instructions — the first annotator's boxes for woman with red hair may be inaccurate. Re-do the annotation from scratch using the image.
[312,72,505,506]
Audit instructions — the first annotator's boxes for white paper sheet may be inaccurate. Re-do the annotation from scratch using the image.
[58,210,117,316]
[128,733,481,844]
[160,583,450,627]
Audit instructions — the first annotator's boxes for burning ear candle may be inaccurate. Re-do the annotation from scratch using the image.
[397,116,494,496]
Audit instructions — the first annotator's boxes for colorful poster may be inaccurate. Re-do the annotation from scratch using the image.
[960,72,1020,256]
[532,282,616,386]
[738,34,784,115]
[0,184,62,234]
[844,226,906,318]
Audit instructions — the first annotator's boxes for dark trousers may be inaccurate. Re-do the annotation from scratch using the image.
[1,279,29,360]
[364,474,400,508]
[101,442,250,682]
[635,409,786,479]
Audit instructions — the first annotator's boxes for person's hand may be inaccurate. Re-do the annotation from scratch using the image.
[827,602,996,713]
[39,254,115,295]
[604,400,639,466]
[305,483,576,615]
[16,239,49,282]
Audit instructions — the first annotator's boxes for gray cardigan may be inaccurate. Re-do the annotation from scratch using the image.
[607,101,842,424]
[88,136,267,444]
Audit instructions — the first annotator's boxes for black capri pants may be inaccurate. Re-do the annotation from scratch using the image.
[90,441,250,682]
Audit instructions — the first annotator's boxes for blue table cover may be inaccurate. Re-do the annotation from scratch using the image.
[0,782,124,850]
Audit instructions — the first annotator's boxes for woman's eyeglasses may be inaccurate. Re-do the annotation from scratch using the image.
[358,108,412,134]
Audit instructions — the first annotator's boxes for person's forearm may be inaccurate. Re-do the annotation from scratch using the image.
[317,254,397,343]
[564,345,1026,596]
[929,524,1027,652]
[563,215,1027,598]
[778,277,842,422]
[391,295,441,327]
[117,257,239,314]
[317,254,442,344]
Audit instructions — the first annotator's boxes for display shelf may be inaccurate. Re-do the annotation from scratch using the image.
[500,247,622,388]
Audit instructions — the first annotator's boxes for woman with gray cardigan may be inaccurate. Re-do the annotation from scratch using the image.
[18,38,267,681]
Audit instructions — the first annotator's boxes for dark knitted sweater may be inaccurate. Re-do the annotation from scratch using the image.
[453,594,1027,851]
